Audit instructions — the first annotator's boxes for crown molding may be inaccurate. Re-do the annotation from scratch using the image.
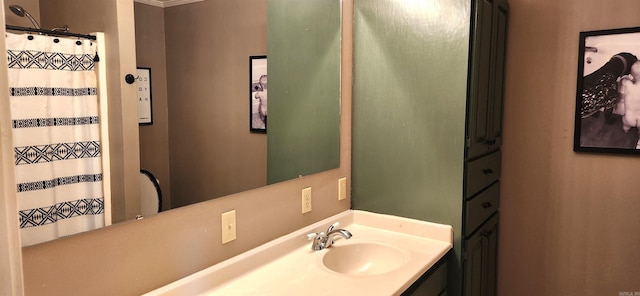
[134,0,204,8]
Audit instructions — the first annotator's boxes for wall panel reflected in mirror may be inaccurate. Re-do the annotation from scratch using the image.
[267,0,341,184]
[136,0,341,210]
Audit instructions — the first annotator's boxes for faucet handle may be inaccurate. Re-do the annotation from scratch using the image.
[307,232,327,251]
[306,232,326,240]
[327,222,340,233]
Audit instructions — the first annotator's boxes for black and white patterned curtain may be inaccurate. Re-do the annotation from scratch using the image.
[6,32,104,246]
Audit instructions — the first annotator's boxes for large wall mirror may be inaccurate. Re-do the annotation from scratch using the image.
[136,0,342,210]
[2,0,341,247]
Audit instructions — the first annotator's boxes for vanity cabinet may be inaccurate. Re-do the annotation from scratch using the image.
[403,259,448,296]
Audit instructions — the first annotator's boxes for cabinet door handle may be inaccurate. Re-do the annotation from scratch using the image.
[482,230,493,237]
[484,139,497,146]
[482,202,492,208]
[482,168,494,174]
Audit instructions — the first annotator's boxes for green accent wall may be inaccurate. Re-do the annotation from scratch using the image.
[351,1,470,295]
[266,0,342,184]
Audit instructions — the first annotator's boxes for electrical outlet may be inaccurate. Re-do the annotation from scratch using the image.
[221,210,236,244]
[338,177,347,200]
[302,187,312,213]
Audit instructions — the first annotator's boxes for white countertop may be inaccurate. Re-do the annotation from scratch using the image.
[144,210,453,296]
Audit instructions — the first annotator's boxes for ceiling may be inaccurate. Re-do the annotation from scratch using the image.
[134,0,204,8]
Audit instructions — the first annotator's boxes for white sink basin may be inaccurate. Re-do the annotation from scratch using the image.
[321,241,409,276]
[144,210,452,296]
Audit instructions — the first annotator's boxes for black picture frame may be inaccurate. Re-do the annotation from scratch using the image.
[249,55,267,133]
[137,67,153,125]
[574,26,640,154]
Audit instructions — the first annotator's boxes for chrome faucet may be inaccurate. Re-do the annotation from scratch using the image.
[306,222,352,251]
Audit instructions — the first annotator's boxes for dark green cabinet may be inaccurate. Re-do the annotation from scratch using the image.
[467,0,509,160]
[403,260,448,296]
[463,0,507,294]
[463,159,500,296]
[464,214,499,296]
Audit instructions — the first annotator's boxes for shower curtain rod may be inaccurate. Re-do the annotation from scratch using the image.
[5,25,96,40]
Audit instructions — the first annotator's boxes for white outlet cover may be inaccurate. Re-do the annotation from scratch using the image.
[221,210,236,244]
[302,187,312,213]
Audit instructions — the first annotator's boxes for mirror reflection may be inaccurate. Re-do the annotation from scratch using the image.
[266,0,342,184]
[136,0,341,210]
[3,0,341,247]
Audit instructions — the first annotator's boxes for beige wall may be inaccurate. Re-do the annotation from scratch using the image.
[499,0,640,295]
[4,0,38,27]
[135,1,269,210]
[135,3,172,210]
[164,1,268,208]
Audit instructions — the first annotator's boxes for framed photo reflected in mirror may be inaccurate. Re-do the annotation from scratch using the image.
[250,55,267,133]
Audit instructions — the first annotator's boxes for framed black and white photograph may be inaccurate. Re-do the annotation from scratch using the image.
[137,67,153,125]
[574,26,640,154]
[250,55,267,133]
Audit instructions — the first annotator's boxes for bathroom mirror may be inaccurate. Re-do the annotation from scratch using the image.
[135,0,341,209]
[6,0,340,230]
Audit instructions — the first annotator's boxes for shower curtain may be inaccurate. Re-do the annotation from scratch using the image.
[6,32,104,246]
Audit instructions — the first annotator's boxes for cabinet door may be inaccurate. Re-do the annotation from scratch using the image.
[467,0,509,160]
[464,214,499,296]
[484,216,499,296]
[488,0,509,149]
[464,227,484,296]
[403,260,448,296]
[467,0,494,160]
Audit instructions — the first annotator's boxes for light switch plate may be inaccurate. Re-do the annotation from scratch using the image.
[221,210,236,244]
[302,187,312,213]
[338,177,347,200]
